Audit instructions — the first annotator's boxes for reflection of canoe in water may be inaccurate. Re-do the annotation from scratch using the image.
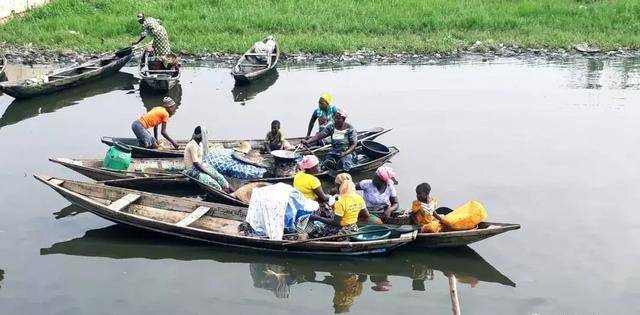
[40,223,515,287]
[101,127,390,158]
[35,175,416,256]
[0,72,136,129]
[0,48,133,99]
[231,70,278,102]
[140,82,182,110]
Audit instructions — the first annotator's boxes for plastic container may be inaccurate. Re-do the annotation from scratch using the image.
[103,142,132,171]
[350,225,392,242]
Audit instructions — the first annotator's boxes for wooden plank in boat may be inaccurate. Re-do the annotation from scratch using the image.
[49,178,64,186]
[176,206,210,227]
[107,193,141,211]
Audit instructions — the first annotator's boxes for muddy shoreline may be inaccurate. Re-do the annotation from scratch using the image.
[2,43,639,68]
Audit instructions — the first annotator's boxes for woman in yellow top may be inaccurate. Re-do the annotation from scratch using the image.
[131,97,179,149]
[310,179,371,238]
[293,155,330,203]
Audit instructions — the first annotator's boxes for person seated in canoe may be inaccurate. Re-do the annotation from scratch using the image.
[131,97,179,149]
[305,94,337,140]
[265,120,292,153]
[329,173,353,195]
[410,182,442,233]
[309,179,372,240]
[183,126,234,193]
[293,155,330,204]
[303,108,358,172]
[356,166,399,223]
[133,12,171,61]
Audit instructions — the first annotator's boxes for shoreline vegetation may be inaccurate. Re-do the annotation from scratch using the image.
[0,0,639,56]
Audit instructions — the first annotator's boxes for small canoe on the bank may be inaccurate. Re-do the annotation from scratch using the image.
[231,36,279,85]
[0,55,6,79]
[139,49,180,92]
[35,175,417,255]
[101,127,391,158]
[0,48,133,99]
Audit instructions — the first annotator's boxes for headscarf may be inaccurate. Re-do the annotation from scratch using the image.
[298,155,319,170]
[375,166,396,184]
[339,179,356,196]
[334,173,352,185]
[162,96,176,107]
[336,107,348,118]
[193,125,209,157]
[320,94,332,105]
[136,12,144,21]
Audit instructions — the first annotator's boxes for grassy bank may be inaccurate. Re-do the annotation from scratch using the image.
[0,0,639,54]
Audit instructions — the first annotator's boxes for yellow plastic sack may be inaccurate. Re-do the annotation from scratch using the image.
[442,200,487,231]
[420,220,442,233]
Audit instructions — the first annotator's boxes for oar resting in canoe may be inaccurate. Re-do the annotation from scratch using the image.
[131,97,179,150]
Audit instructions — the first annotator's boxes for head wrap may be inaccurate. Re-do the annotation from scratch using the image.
[336,107,348,118]
[339,179,356,196]
[334,173,352,185]
[320,94,332,105]
[162,96,176,107]
[193,125,209,157]
[298,155,319,170]
[375,166,396,184]
[136,12,145,21]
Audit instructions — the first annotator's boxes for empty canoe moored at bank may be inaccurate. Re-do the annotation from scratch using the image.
[232,35,279,85]
[0,48,134,99]
[101,127,390,158]
[35,175,417,255]
[139,49,180,92]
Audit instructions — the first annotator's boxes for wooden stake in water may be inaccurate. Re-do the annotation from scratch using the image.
[448,274,461,315]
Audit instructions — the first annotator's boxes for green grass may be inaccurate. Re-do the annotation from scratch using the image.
[0,0,639,54]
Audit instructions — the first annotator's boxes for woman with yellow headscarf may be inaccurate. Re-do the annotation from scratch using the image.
[305,94,338,139]
[309,179,372,239]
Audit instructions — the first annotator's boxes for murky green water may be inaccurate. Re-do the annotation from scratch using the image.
[1,57,639,314]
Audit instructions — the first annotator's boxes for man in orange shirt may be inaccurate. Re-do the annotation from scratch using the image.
[131,97,179,149]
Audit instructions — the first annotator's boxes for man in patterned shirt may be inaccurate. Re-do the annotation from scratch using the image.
[133,12,171,57]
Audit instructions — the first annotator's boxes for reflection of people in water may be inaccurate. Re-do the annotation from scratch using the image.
[320,272,366,314]
[250,264,295,298]
[370,275,392,292]
[0,269,4,288]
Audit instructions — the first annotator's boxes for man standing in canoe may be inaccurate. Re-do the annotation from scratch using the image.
[131,97,179,149]
[133,12,171,57]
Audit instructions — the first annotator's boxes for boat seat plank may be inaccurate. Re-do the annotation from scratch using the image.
[49,178,64,186]
[107,193,141,211]
[176,206,211,227]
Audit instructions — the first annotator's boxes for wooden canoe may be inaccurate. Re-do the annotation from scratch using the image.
[139,49,179,92]
[35,175,416,255]
[410,222,520,248]
[0,55,6,80]
[101,127,390,158]
[41,224,516,287]
[0,48,133,99]
[231,35,279,85]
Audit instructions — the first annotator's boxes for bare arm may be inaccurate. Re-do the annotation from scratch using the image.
[303,129,328,145]
[132,35,146,45]
[383,196,400,219]
[306,112,319,138]
[313,186,330,203]
[160,122,179,149]
[311,213,342,227]
[358,207,371,223]
[153,126,158,140]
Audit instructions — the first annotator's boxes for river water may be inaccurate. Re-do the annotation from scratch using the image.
[1,57,639,314]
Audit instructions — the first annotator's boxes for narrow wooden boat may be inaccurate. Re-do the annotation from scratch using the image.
[408,222,520,249]
[51,146,398,202]
[35,175,416,255]
[0,55,6,80]
[101,127,390,158]
[41,224,516,287]
[0,48,133,99]
[139,49,180,91]
[231,36,279,85]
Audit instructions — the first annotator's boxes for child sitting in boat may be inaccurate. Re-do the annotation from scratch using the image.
[265,120,292,153]
[410,182,442,233]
